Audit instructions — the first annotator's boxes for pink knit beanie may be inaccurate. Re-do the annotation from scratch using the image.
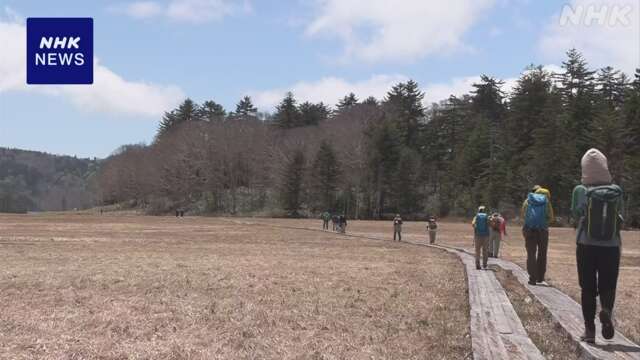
[581,148,612,185]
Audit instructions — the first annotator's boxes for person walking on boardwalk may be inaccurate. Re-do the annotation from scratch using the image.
[393,214,403,241]
[427,217,438,244]
[321,211,331,230]
[572,149,624,343]
[489,212,507,258]
[522,185,554,285]
[472,206,490,270]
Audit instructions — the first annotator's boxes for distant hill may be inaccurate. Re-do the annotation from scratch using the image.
[0,147,100,213]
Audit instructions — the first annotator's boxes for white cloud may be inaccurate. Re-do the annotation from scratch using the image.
[58,60,185,117]
[539,0,640,74]
[123,1,164,19]
[113,0,251,23]
[305,0,497,63]
[0,12,184,117]
[250,74,409,110]
[423,76,481,105]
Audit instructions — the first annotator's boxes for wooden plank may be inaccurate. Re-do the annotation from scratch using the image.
[455,250,544,360]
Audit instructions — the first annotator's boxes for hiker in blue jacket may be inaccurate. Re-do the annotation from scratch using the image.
[521,185,554,285]
[472,206,490,270]
[572,149,623,344]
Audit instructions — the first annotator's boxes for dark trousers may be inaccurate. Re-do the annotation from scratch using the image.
[577,244,620,326]
[322,220,329,230]
[523,228,549,282]
[393,230,401,241]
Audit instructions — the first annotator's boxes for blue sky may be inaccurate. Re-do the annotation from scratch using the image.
[0,0,638,158]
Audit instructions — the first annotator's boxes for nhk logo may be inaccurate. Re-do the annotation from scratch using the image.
[27,18,93,84]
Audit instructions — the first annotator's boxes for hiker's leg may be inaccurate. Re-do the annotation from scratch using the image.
[399,231,402,241]
[490,230,498,257]
[597,246,620,339]
[597,246,621,312]
[429,231,436,244]
[482,236,489,267]
[577,244,598,328]
[524,229,538,282]
[474,236,482,268]
[494,234,501,258]
[393,231,397,241]
[537,229,549,282]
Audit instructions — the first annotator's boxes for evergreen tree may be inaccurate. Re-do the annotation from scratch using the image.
[422,95,471,215]
[336,93,359,112]
[596,67,627,109]
[310,141,340,210]
[362,96,379,106]
[235,96,258,117]
[393,148,422,213]
[623,69,640,226]
[384,80,425,148]
[470,76,506,208]
[299,101,330,126]
[528,90,576,215]
[273,92,302,128]
[366,119,402,218]
[279,149,306,216]
[558,49,596,156]
[156,98,199,139]
[198,100,226,121]
[504,66,553,202]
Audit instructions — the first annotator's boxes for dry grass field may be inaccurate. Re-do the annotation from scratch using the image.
[252,218,640,345]
[0,214,470,359]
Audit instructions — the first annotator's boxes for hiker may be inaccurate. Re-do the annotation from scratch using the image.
[521,185,554,285]
[393,214,403,241]
[331,215,339,231]
[572,149,623,343]
[489,212,507,258]
[427,217,438,244]
[472,206,490,270]
[339,215,347,234]
[321,211,331,230]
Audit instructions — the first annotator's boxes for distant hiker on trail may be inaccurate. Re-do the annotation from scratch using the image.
[338,215,347,234]
[393,214,403,241]
[321,211,331,230]
[522,185,554,285]
[331,215,339,231]
[572,149,623,344]
[489,212,507,258]
[472,206,490,270]
[427,217,438,244]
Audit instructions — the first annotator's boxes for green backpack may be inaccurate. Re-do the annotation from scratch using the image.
[585,185,623,242]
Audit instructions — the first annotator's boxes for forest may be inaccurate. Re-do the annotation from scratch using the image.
[0,148,99,213]
[98,50,640,226]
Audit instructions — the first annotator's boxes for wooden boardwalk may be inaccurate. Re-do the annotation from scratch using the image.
[446,248,544,359]
[435,244,640,360]
[491,255,640,360]
[228,219,640,359]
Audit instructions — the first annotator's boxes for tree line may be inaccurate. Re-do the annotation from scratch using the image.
[99,49,640,226]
